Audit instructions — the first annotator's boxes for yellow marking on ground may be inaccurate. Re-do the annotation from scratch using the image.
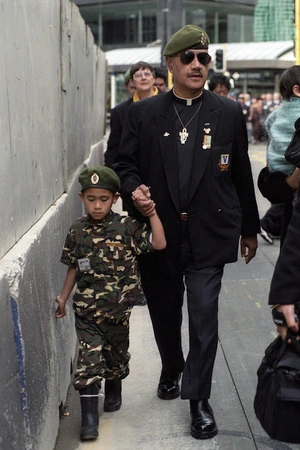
[255,302,262,309]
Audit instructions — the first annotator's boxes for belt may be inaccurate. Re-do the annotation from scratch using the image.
[180,212,188,222]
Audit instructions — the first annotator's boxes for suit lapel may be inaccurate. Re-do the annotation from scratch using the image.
[155,93,181,214]
[188,91,222,204]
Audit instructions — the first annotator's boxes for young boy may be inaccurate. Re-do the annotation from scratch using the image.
[55,166,166,441]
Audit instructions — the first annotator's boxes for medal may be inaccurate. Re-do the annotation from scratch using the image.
[173,102,202,144]
[203,124,212,149]
[179,128,189,144]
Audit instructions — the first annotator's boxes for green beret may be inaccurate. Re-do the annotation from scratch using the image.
[78,166,120,193]
[163,24,210,56]
[124,68,131,84]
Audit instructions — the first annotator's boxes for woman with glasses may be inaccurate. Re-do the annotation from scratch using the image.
[114,25,260,441]
[105,61,158,169]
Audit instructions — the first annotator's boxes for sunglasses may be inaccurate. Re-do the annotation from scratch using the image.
[178,51,211,66]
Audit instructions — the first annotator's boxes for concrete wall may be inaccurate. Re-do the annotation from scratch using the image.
[0,1,106,449]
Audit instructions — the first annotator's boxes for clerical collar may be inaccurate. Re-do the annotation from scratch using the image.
[172,89,203,106]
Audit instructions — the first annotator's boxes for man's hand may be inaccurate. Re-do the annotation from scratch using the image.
[275,304,299,340]
[132,184,156,217]
[240,235,258,264]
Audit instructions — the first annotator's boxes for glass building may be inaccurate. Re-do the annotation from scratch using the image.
[72,0,296,103]
[73,0,258,51]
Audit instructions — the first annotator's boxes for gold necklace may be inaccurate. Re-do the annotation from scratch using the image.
[173,101,202,144]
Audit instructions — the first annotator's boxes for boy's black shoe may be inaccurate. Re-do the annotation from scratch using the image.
[157,372,181,400]
[104,379,122,412]
[79,383,99,440]
[190,399,218,440]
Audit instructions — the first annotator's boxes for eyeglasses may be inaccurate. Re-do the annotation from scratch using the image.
[133,71,153,79]
[178,51,211,66]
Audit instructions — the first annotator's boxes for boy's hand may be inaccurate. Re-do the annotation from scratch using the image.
[55,296,67,319]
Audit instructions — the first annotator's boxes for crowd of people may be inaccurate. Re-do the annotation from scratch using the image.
[121,64,283,147]
[56,23,300,444]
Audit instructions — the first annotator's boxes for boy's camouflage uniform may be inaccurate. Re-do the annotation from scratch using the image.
[61,211,153,389]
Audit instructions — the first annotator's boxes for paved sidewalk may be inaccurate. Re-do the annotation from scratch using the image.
[55,144,299,450]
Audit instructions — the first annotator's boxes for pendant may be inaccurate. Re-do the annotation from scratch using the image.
[179,127,188,144]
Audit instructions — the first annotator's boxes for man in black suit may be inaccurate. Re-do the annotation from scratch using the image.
[115,25,260,440]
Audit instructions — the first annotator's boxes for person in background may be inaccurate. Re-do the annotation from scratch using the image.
[273,91,281,109]
[154,66,169,92]
[238,93,252,142]
[258,65,300,246]
[261,92,274,141]
[207,73,231,97]
[55,166,166,441]
[114,24,260,441]
[268,187,300,341]
[248,96,263,144]
[124,68,135,97]
[237,93,250,123]
[260,203,284,244]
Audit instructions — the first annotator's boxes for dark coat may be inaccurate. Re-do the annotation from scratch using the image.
[269,188,300,305]
[115,90,260,273]
[258,166,295,243]
[105,97,133,168]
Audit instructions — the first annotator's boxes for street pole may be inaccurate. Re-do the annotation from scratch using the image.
[295,0,300,63]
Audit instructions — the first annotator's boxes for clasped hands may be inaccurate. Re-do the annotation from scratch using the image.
[132,184,157,217]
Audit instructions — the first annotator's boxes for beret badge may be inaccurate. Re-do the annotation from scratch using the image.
[200,34,208,46]
[91,173,99,184]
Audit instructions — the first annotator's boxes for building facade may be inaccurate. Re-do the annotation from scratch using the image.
[73,0,258,51]
[73,0,296,102]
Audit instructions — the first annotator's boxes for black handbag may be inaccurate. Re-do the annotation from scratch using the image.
[254,331,300,443]
[284,117,300,167]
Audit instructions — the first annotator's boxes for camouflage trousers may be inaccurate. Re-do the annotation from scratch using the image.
[73,308,132,390]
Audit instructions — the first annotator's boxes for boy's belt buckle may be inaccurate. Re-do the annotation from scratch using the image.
[180,212,188,222]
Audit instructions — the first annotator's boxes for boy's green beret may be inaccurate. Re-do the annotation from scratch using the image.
[163,24,210,56]
[78,166,120,193]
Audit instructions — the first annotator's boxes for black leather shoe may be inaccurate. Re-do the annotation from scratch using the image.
[157,373,181,400]
[190,399,218,439]
[104,379,122,412]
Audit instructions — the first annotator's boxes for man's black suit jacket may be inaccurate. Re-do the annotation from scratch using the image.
[115,90,260,273]
[105,97,133,168]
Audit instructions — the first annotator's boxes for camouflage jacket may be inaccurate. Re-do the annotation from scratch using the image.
[60,211,153,318]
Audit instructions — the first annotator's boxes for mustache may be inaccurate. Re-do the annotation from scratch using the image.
[187,70,203,77]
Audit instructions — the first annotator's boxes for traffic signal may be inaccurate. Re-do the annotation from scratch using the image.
[214,49,225,72]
